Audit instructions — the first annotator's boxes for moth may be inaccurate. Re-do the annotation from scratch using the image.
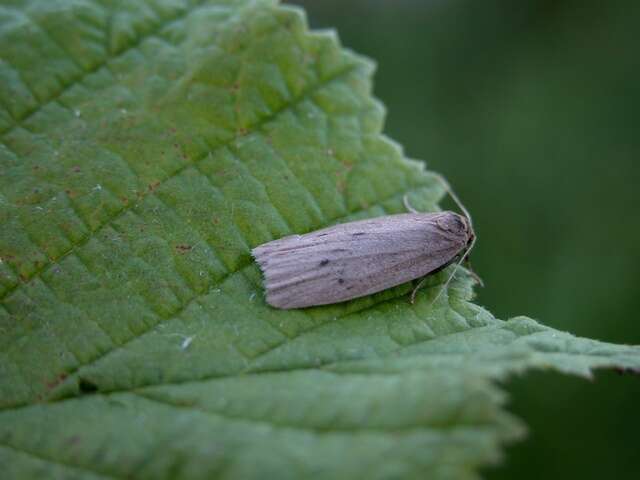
[252,177,478,309]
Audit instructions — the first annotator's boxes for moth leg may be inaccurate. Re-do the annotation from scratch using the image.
[403,194,421,214]
[464,257,484,287]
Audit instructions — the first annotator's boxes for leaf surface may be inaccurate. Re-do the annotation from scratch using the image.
[1,1,638,479]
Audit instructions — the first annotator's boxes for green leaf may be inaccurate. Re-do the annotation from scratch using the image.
[0,1,638,479]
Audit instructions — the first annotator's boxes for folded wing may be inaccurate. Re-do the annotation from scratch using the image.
[252,212,468,309]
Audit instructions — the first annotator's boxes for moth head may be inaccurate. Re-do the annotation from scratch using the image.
[453,213,476,257]
[439,212,474,245]
[460,214,475,250]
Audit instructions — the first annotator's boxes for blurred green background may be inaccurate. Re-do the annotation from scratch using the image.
[290,0,640,478]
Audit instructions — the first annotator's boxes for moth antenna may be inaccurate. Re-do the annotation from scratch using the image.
[410,276,429,303]
[411,235,481,305]
[429,234,477,305]
[433,173,473,229]
[403,194,420,214]
[407,173,481,305]
[405,176,472,223]
[408,173,481,304]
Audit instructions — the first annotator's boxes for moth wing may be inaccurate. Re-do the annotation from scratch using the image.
[252,213,468,309]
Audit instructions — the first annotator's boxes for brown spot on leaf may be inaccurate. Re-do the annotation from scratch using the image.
[175,244,193,254]
[148,181,161,192]
[46,373,68,390]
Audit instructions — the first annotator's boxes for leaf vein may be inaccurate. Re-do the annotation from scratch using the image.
[0,0,207,135]
[131,391,491,435]
[0,442,121,480]
[0,64,359,303]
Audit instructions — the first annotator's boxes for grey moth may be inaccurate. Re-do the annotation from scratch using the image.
[252,180,477,309]
[252,210,474,309]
